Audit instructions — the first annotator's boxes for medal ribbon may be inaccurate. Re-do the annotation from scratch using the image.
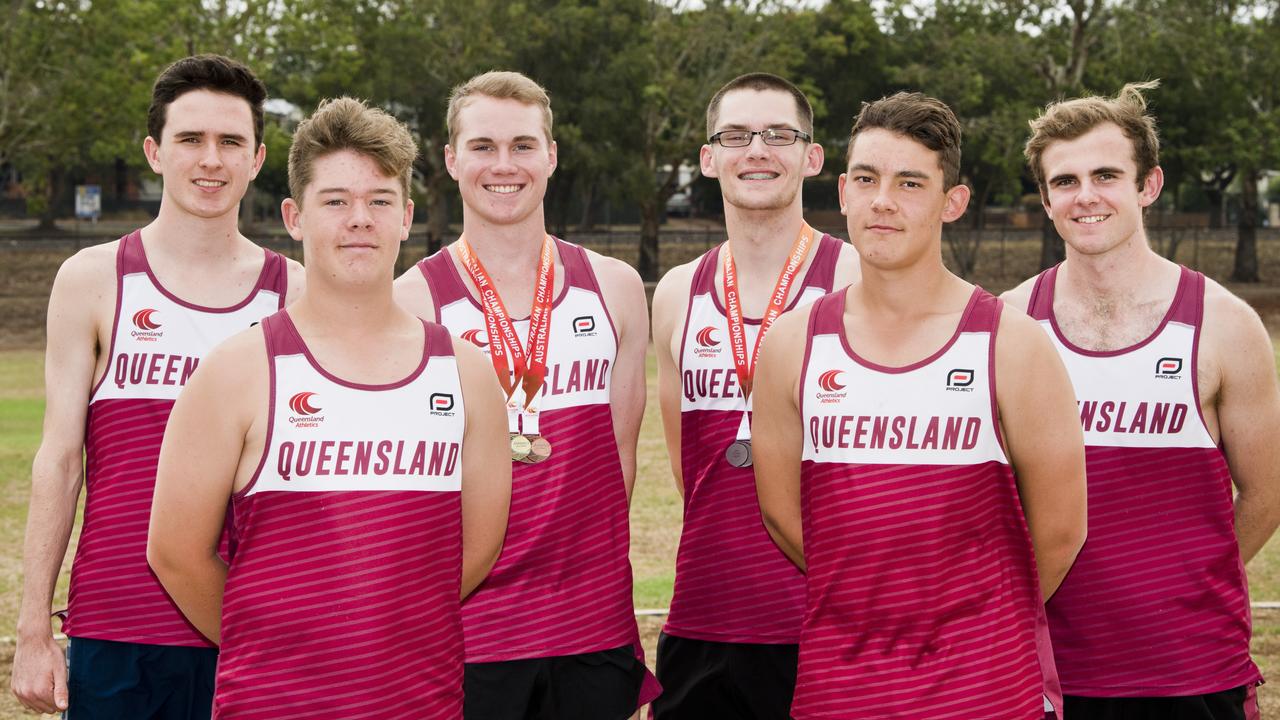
[457,234,555,413]
[722,223,815,401]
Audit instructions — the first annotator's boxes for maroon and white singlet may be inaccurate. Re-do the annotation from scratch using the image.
[1029,264,1261,697]
[215,313,465,719]
[417,238,658,701]
[68,230,287,647]
[795,287,1060,719]
[666,235,841,644]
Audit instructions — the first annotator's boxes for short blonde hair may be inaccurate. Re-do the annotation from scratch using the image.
[288,97,418,203]
[1025,81,1160,194]
[446,71,553,146]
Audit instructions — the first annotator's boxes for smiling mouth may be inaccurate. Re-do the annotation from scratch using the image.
[193,179,226,188]
[1074,214,1109,224]
[484,184,523,194]
[739,172,779,181]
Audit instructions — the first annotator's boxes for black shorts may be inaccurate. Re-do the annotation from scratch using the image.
[66,636,218,720]
[463,644,645,720]
[651,632,798,720]
[1064,685,1258,720]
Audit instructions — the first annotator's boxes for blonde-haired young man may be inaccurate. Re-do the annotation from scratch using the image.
[148,97,512,719]
[395,70,659,719]
[1005,81,1280,720]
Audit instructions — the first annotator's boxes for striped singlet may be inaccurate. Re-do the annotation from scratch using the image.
[418,238,659,703]
[794,287,1060,719]
[69,229,287,646]
[1030,264,1261,697]
[666,235,841,644]
[214,313,466,719]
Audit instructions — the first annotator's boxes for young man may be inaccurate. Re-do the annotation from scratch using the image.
[752,92,1088,719]
[649,72,859,718]
[147,97,512,719]
[1003,82,1280,720]
[393,71,658,719]
[11,55,303,718]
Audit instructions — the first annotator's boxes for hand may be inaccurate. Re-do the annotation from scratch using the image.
[10,633,68,715]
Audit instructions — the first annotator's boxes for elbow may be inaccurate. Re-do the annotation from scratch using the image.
[146,536,180,586]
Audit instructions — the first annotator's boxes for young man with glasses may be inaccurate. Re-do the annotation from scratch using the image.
[393,70,659,719]
[649,72,859,719]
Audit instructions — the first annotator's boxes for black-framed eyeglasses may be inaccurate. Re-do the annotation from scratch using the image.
[709,128,812,148]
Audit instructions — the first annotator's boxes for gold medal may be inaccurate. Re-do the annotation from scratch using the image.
[510,433,532,462]
[525,435,553,463]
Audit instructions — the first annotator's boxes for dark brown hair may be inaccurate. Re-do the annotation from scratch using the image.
[847,92,962,189]
[706,73,814,139]
[148,55,267,146]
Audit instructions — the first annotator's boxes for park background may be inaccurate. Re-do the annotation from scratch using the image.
[4,0,1280,717]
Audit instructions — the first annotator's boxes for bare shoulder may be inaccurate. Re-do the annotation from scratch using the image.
[199,325,269,384]
[999,275,1039,314]
[282,256,306,304]
[1204,278,1267,339]
[393,262,434,320]
[55,239,119,293]
[1201,278,1271,367]
[584,248,643,291]
[765,301,814,350]
[995,300,1056,360]
[652,257,700,323]
[831,240,861,288]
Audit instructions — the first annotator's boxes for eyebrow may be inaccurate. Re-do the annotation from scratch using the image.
[172,130,251,143]
[849,163,930,180]
[314,187,399,195]
[466,135,541,144]
[1049,166,1127,184]
[716,123,796,131]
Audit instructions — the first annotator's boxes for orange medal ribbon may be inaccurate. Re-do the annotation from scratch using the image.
[722,223,815,400]
[457,235,555,408]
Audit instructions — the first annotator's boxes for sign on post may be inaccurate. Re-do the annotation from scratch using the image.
[75,185,102,221]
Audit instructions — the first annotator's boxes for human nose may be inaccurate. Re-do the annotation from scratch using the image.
[1075,178,1100,205]
[347,200,374,228]
[198,140,223,169]
[870,183,896,213]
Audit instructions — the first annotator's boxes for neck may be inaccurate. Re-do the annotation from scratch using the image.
[291,270,404,335]
[460,207,548,274]
[1060,228,1165,301]
[723,200,806,272]
[144,197,246,260]
[855,250,959,318]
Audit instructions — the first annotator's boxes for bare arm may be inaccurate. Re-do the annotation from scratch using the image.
[147,333,265,644]
[393,264,438,322]
[595,254,648,502]
[12,249,111,714]
[995,307,1087,600]
[455,340,513,598]
[1206,292,1280,562]
[751,310,811,571]
[651,263,695,498]
[998,276,1038,315]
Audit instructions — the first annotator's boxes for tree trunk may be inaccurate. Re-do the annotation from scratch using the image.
[1206,188,1225,229]
[1231,169,1260,282]
[578,180,596,233]
[426,182,450,256]
[969,181,990,230]
[1039,221,1065,270]
[638,200,661,282]
[37,167,62,231]
[240,183,257,230]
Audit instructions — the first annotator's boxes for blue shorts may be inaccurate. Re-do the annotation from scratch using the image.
[66,636,217,720]
[1063,685,1257,720]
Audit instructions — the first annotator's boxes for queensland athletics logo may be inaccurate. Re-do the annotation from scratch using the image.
[429,392,456,417]
[573,315,598,337]
[460,329,489,348]
[816,369,848,404]
[946,368,975,392]
[287,392,324,427]
[1155,357,1183,379]
[693,326,721,358]
[130,308,163,341]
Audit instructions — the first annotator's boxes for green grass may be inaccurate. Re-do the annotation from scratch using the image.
[6,346,1280,718]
